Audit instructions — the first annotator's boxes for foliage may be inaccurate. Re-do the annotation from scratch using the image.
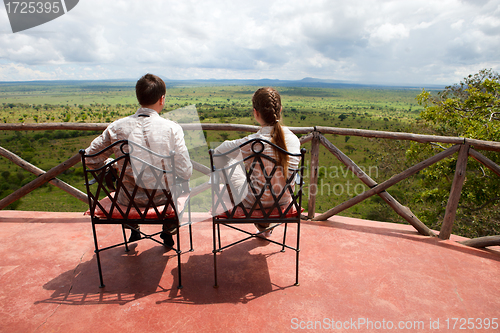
[411,69,500,237]
[417,69,500,138]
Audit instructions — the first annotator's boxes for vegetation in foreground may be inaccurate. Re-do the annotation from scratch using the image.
[409,69,500,237]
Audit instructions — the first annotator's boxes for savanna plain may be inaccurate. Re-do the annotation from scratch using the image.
[0,81,462,235]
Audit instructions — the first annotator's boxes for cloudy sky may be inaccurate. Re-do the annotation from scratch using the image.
[0,0,499,85]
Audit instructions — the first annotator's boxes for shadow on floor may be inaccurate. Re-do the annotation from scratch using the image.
[161,238,297,305]
[35,243,175,306]
[35,237,295,306]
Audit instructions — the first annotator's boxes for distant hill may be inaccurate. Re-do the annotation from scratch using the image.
[160,77,445,90]
[0,78,445,90]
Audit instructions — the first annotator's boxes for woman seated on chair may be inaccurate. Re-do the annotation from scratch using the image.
[213,87,301,236]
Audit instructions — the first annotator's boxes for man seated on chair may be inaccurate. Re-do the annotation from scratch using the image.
[84,73,192,248]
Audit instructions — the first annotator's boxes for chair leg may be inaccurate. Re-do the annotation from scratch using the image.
[212,221,218,288]
[295,222,300,286]
[176,231,183,289]
[188,223,194,252]
[282,223,288,252]
[188,201,194,252]
[217,223,222,250]
[92,223,105,288]
[121,225,130,252]
[294,247,301,286]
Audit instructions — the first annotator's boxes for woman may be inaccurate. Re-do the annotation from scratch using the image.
[213,87,301,236]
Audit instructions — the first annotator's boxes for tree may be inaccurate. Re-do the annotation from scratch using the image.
[1,171,10,181]
[417,69,500,139]
[344,144,356,154]
[219,132,229,141]
[409,69,500,238]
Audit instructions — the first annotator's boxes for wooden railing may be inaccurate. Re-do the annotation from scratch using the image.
[1,122,500,248]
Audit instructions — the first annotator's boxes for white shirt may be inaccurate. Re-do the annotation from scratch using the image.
[85,107,192,206]
[214,126,301,208]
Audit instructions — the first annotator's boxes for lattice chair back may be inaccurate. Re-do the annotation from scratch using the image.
[209,138,306,287]
[80,139,191,289]
[210,138,306,222]
[81,139,183,223]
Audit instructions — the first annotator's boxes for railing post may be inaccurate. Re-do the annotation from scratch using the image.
[440,143,470,240]
[307,130,320,219]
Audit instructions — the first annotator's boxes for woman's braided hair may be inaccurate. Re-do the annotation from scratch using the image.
[252,87,289,175]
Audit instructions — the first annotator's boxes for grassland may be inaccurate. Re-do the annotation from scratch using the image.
[0,81,432,224]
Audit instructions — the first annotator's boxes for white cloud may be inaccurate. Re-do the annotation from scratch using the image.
[0,63,56,80]
[451,19,465,30]
[0,0,498,84]
[474,14,500,36]
[369,23,410,45]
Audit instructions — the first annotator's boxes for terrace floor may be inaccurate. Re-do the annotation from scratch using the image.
[1,210,499,332]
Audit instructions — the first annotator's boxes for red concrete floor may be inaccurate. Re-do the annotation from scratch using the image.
[0,210,500,333]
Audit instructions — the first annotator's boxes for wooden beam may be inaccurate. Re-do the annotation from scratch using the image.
[316,126,466,146]
[468,148,500,178]
[313,145,461,221]
[0,146,87,203]
[191,160,211,175]
[465,138,500,152]
[307,131,321,219]
[0,153,81,210]
[0,122,316,135]
[440,144,470,240]
[2,122,500,152]
[189,182,211,198]
[318,134,436,237]
[299,132,314,145]
[0,122,108,131]
[288,126,316,135]
[459,235,500,248]
[197,123,259,132]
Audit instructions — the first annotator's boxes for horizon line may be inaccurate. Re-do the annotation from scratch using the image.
[0,77,447,89]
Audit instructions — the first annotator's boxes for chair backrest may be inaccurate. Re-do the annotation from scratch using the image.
[209,138,306,221]
[80,139,181,222]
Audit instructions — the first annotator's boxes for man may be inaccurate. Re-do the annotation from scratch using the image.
[85,73,192,247]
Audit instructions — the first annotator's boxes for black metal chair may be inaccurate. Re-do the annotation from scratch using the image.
[80,139,193,289]
[209,138,306,287]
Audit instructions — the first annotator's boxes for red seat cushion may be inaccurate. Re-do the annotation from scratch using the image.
[216,205,304,219]
[85,192,189,220]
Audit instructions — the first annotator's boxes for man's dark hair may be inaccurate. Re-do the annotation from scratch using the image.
[135,73,166,106]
